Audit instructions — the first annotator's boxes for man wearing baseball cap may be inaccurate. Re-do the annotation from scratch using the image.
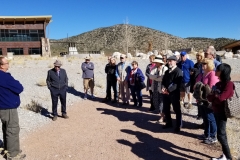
[46,60,69,121]
[177,51,194,109]
[161,55,183,132]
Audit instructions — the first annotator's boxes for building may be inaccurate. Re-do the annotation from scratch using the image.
[0,15,52,56]
[221,40,240,54]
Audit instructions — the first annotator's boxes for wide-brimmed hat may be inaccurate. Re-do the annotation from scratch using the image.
[174,51,180,56]
[153,55,164,64]
[53,60,62,66]
[84,56,91,60]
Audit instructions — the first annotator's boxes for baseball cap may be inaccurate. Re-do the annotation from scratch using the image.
[180,51,187,56]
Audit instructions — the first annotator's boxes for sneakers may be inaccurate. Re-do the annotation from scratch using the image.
[83,95,87,100]
[204,137,217,144]
[198,134,208,140]
[212,154,227,160]
[91,95,95,99]
[62,114,69,119]
[7,153,26,160]
[52,116,57,121]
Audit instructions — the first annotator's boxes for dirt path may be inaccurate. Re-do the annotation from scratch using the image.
[18,91,223,160]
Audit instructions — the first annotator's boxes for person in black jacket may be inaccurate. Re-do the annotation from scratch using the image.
[105,57,118,103]
[161,56,183,133]
[102,57,112,102]
[46,60,69,121]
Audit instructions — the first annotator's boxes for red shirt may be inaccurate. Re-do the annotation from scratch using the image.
[207,81,234,115]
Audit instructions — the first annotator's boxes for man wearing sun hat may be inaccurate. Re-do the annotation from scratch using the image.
[46,60,69,121]
[81,56,95,100]
[148,55,168,122]
[161,55,183,132]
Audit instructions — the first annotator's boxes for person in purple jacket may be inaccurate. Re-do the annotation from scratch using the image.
[127,61,145,107]
[81,56,95,100]
[0,57,26,159]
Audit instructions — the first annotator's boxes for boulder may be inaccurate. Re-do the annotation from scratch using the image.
[224,52,233,59]
[126,53,132,59]
[112,52,122,59]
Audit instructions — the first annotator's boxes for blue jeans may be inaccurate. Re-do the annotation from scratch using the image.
[130,86,142,106]
[214,114,232,159]
[200,106,217,138]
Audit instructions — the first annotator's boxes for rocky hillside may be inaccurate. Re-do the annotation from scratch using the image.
[50,24,236,56]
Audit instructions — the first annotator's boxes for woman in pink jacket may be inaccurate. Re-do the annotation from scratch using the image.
[195,58,219,145]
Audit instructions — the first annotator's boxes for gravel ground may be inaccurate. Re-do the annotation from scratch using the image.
[0,56,239,159]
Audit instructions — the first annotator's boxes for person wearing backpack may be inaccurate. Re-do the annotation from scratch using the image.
[207,63,233,160]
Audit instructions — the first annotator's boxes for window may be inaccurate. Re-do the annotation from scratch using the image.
[0,48,2,55]
[29,30,38,33]
[8,30,18,33]
[0,29,44,41]
[29,48,41,55]
[7,48,23,55]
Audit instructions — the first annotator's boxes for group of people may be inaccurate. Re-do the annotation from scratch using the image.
[102,46,233,160]
[0,44,234,160]
[103,54,145,107]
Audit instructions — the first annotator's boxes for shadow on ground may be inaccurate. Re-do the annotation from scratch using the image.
[117,129,212,160]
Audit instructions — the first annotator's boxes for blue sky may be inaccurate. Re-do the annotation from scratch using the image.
[1,0,240,40]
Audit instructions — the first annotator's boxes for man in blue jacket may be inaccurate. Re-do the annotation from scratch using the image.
[0,57,26,159]
[46,60,69,121]
[177,51,194,109]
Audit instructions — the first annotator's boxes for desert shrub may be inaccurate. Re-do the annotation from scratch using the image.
[36,79,47,86]
[25,100,43,113]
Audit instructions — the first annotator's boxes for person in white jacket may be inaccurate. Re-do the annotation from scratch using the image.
[148,55,168,122]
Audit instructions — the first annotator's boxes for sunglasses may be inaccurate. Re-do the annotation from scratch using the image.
[131,64,136,66]
[120,57,124,59]
[180,55,185,57]
[55,66,60,68]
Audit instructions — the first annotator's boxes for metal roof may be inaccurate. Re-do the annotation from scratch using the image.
[0,15,52,23]
[221,40,240,49]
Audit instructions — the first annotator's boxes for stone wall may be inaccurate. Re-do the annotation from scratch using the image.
[41,37,51,57]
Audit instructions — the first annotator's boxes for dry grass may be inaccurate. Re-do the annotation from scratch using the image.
[25,100,43,113]
[36,79,47,86]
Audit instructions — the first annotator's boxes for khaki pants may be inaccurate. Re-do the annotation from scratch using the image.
[0,108,20,157]
[83,78,94,90]
[119,81,130,103]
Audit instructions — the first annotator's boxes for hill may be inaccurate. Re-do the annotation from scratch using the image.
[50,24,236,56]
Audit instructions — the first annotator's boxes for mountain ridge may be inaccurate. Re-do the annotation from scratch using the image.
[50,24,236,56]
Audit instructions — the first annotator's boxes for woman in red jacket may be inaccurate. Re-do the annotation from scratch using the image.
[208,63,233,160]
